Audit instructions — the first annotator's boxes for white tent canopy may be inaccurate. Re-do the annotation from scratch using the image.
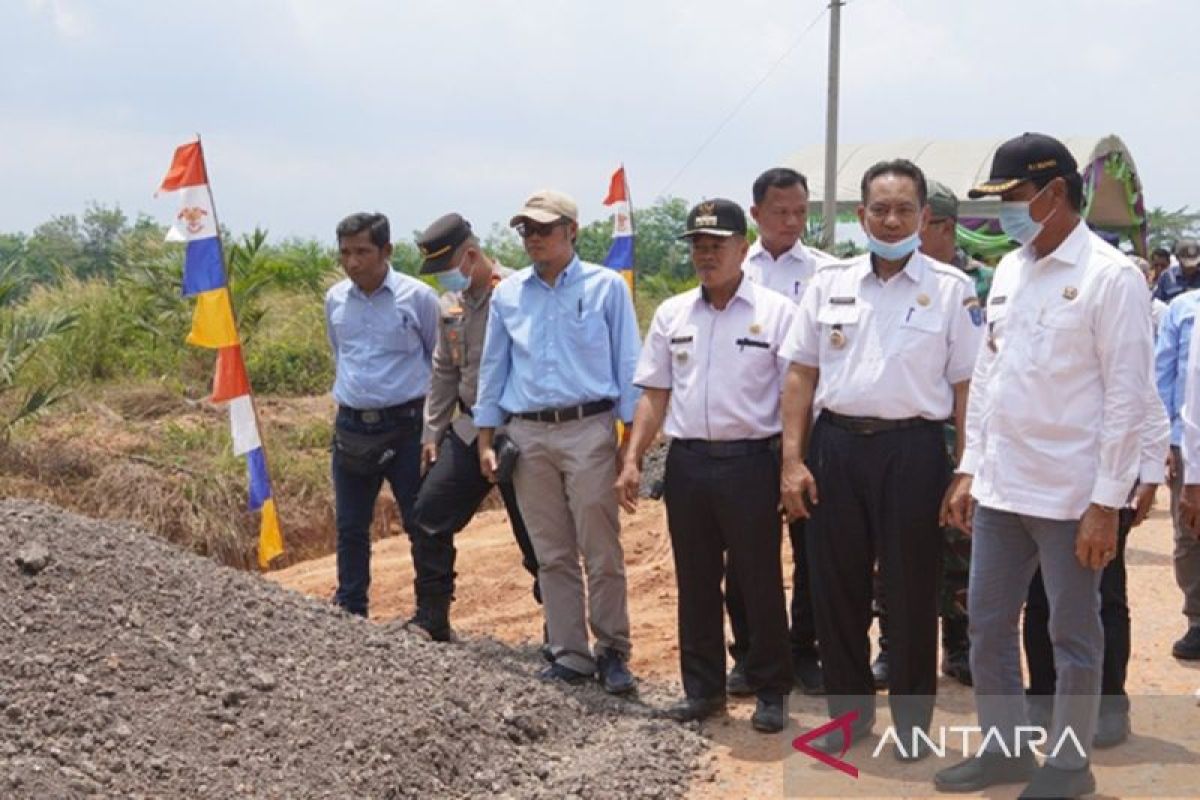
[786,135,1142,223]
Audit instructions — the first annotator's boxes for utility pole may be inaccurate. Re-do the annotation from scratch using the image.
[821,0,843,250]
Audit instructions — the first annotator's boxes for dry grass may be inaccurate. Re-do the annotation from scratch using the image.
[0,383,369,571]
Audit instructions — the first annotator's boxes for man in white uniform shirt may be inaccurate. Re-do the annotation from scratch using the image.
[779,159,983,760]
[937,133,1152,799]
[616,199,795,734]
[722,167,837,698]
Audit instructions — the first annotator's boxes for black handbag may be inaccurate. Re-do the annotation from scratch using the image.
[333,426,411,476]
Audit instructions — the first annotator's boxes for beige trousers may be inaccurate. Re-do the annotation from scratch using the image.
[507,413,630,674]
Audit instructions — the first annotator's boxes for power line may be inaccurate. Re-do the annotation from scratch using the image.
[657,5,830,198]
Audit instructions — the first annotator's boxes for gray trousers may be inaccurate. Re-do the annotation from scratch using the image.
[1169,446,1200,626]
[507,414,630,674]
[969,505,1102,769]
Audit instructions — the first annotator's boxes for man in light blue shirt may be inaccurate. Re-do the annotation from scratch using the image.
[475,189,641,693]
[324,212,439,617]
[1155,287,1200,658]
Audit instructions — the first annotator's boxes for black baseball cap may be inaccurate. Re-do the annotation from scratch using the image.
[416,213,472,274]
[968,133,1079,198]
[679,198,747,239]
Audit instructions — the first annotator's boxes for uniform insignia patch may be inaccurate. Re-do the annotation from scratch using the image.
[916,293,931,307]
[676,350,689,363]
[829,328,846,349]
[1062,286,1078,300]
[749,323,762,334]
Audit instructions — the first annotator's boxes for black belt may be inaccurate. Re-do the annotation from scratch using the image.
[338,397,424,424]
[820,410,942,436]
[512,399,614,423]
[674,436,779,458]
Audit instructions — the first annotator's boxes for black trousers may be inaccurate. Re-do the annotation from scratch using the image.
[1023,509,1132,714]
[408,428,540,602]
[805,415,947,732]
[726,519,817,663]
[664,440,792,700]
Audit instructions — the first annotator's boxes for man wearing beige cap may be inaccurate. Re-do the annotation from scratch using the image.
[475,189,642,694]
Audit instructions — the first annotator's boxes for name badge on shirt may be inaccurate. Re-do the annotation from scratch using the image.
[735,337,770,351]
[829,296,857,305]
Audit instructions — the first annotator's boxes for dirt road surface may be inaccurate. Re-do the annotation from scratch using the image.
[271,491,1200,799]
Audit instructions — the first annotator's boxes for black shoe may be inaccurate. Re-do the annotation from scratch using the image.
[727,659,754,696]
[1172,625,1200,660]
[751,694,788,733]
[807,713,875,755]
[934,750,1036,793]
[538,662,593,685]
[657,695,727,723]
[871,651,889,689]
[596,649,636,695]
[794,654,825,695]
[1017,763,1095,799]
[404,595,454,642]
[941,648,973,687]
[1093,710,1130,749]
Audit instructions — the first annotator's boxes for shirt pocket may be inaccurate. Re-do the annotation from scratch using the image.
[1033,302,1087,370]
[567,310,611,362]
[380,309,421,354]
[667,325,697,376]
[816,303,861,359]
[894,307,943,354]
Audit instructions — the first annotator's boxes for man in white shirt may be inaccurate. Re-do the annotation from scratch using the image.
[725,167,837,697]
[779,159,982,760]
[616,199,795,733]
[937,133,1152,799]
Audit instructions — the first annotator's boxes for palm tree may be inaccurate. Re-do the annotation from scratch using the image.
[0,260,77,440]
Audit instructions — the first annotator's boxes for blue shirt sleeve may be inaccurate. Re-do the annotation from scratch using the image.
[606,275,642,423]
[474,296,512,428]
[324,290,339,363]
[1156,304,1181,419]
[415,284,440,361]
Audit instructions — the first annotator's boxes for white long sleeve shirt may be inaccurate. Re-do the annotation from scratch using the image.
[959,221,1152,520]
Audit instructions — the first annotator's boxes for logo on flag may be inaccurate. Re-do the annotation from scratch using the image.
[603,166,635,294]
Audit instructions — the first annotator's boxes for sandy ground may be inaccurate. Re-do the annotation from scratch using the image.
[270,489,1200,799]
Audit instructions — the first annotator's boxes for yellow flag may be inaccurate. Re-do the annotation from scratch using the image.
[257,497,284,569]
[186,288,239,348]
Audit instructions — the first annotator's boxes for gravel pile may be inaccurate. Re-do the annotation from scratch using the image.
[0,500,707,799]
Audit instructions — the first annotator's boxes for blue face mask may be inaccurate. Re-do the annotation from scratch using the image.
[998,183,1056,245]
[864,220,922,261]
[436,261,470,292]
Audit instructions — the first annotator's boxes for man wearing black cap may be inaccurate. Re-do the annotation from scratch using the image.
[938,133,1152,799]
[403,213,540,641]
[1153,238,1200,303]
[616,198,795,733]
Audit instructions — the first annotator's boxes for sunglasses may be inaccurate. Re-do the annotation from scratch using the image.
[516,220,565,239]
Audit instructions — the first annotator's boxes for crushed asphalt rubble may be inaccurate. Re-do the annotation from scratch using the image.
[0,499,708,798]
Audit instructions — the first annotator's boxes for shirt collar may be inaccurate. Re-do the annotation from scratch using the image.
[352,265,400,299]
[853,251,926,284]
[747,238,808,265]
[697,272,756,309]
[525,253,580,289]
[1029,219,1089,267]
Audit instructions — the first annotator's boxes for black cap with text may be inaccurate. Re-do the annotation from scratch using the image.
[969,133,1079,198]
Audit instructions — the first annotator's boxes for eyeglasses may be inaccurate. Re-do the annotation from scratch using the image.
[516,220,564,239]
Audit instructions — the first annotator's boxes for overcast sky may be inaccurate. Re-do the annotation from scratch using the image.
[2,0,1195,242]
